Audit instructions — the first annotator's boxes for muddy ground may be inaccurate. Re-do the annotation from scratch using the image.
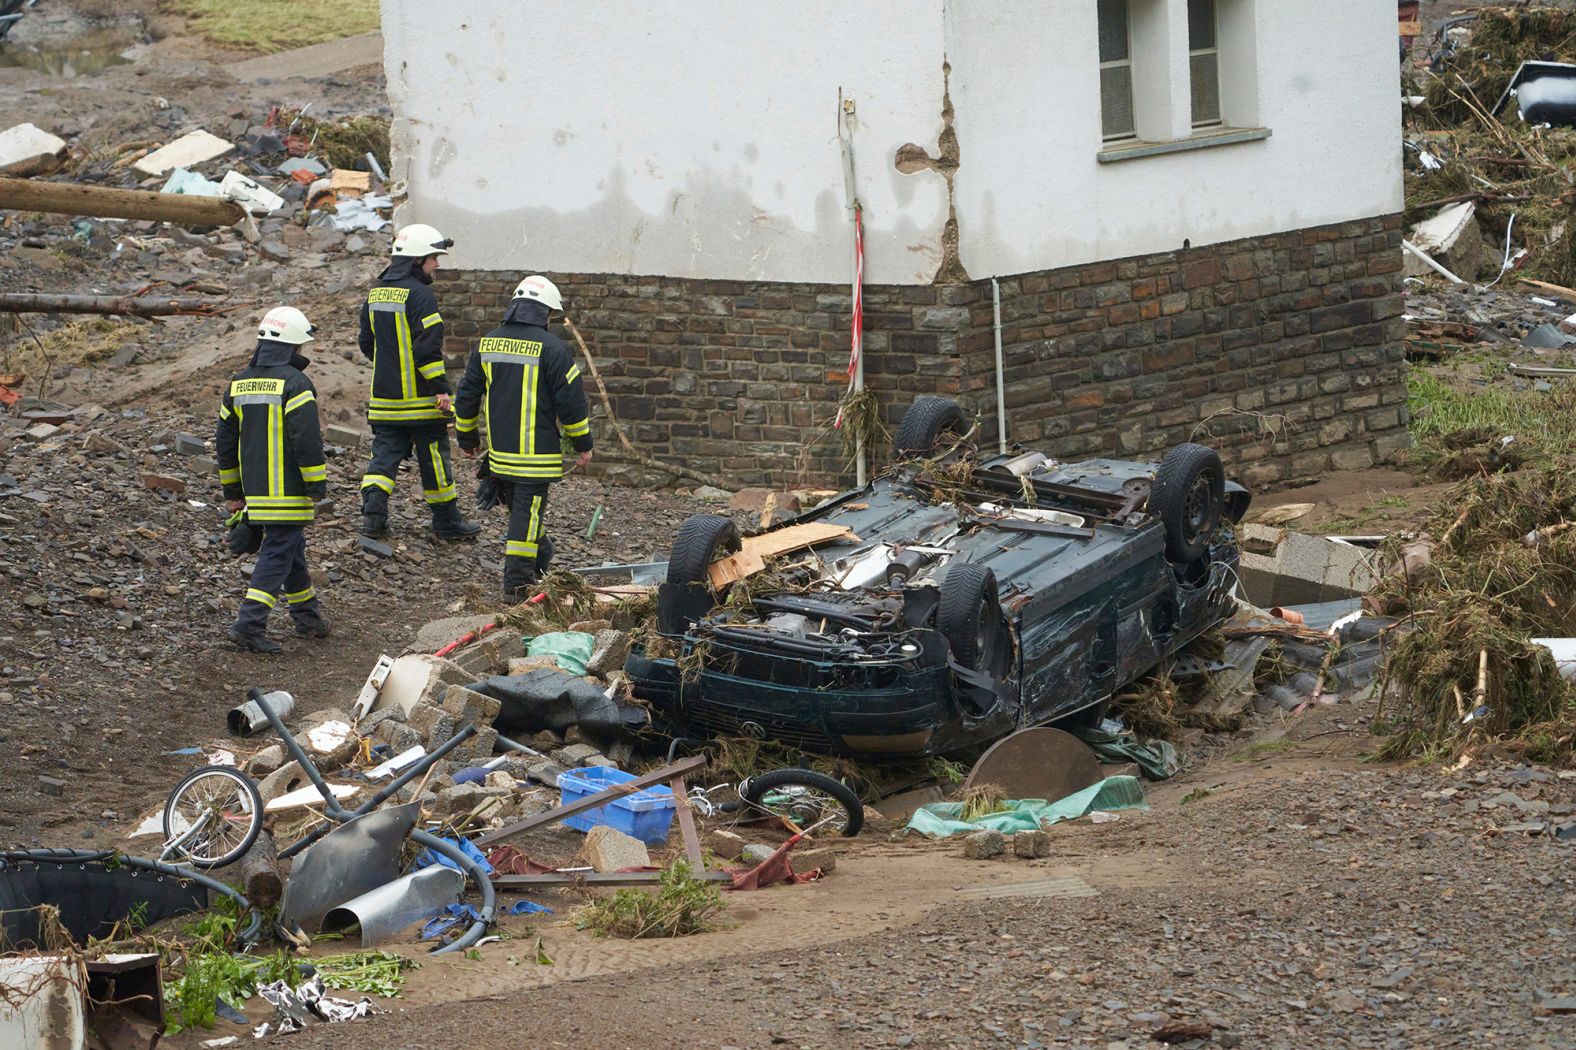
[1,7,1573,1050]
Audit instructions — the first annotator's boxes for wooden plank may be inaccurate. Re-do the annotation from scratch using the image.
[707,522,858,588]
[473,754,707,846]
[1517,277,1576,303]
[670,775,705,870]
[493,871,733,887]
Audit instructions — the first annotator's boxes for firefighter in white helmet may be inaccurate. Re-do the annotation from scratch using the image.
[214,306,331,653]
[355,223,481,541]
[454,275,593,598]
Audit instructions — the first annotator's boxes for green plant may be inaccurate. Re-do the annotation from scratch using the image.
[1180,787,1213,805]
[578,861,724,939]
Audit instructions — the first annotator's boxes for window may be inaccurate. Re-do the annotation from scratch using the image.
[1099,0,1135,141]
[1189,0,1221,127]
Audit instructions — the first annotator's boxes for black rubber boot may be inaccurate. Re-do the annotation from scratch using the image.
[293,613,332,638]
[503,563,540,603]
[432,501,482,541]
[360,512,388,539]
[226,626,283,654]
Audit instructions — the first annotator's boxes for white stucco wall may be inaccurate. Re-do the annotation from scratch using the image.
[380,0,951,284]
[945,0,1404,278]
[383,0,1402,285]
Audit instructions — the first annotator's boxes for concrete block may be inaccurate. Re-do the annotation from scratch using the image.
[586,629,632,677]
[581,825,651,873]
[963,830,1006,859]
[706,828,747,860]
[1236,524,1380,608]
[1012,830,1052,859]
[439,684,502,725]
[551,743,601,767]
[794,847,837,874]
[405,702,456,745]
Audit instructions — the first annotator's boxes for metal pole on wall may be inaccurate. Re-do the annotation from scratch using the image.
[992,277,1007,454]
[839,92,867,487]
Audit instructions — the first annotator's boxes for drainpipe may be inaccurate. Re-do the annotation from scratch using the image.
[992,276,1007,454]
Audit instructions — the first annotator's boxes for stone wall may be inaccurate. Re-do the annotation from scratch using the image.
[436,213,1406,490]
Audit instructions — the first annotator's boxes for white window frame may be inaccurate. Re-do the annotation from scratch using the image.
[1099,0,1137,142]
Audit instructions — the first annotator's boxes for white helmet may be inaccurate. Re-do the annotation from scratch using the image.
[391,223,453,258]
[258,305,315,345]
[512,274,562,312]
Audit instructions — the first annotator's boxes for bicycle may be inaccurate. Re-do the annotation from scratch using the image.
[687,767,864,837]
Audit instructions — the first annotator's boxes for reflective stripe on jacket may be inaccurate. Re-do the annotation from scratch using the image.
[453,321,592,480]
[215,341,327,524]
[358,262,448,426]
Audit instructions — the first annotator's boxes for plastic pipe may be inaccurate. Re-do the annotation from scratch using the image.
[992,277,1007,454]
[407,830,495,955]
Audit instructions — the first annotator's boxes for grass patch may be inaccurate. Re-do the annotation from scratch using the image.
[1234,738,1298,762]
[1180,787,1213,805]
[578,861,723,939]
[1407,369,1576,475]
[164,0,381,54]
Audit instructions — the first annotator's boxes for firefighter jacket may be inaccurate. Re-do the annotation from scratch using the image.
[453,311,592,481]
[216,340,328,524]
[358,257,449,426]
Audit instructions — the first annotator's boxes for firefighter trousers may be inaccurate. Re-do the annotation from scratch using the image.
[503,480,555,595]
[233,525,324,635]
[360,422,458,514]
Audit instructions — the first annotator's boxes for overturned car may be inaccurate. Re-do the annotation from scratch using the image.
[626,397,1251,759]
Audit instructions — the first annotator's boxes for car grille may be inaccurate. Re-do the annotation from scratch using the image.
[681,696,838,752]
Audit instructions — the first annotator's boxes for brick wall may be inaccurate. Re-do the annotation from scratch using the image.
[436,213,1406,489]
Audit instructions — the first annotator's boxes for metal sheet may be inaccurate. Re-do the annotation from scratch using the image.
[962,727,1104,801]
[279,802,419,934]
[318,866,464,947]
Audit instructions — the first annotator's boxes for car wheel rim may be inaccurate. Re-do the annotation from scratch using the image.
[1183,474,1214,543]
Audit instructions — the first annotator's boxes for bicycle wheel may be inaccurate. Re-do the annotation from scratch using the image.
[738,769,864,837]
[162,766,263,869]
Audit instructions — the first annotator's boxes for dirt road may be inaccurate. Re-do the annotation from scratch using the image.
[276,717,1575,1050]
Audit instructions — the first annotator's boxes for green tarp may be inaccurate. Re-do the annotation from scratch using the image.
[904,775,1149,838]
[1072,725,1183,780]
[524,631,596,676]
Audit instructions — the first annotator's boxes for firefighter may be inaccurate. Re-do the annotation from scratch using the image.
[215,306,331,654]
[357,222,481,541]
[454,275,593,599]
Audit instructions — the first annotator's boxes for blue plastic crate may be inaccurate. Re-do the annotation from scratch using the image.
[558,765,677,845]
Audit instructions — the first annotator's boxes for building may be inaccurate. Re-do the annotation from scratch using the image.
[382,0,1406,488]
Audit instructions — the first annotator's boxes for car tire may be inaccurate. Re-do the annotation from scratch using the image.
[894,396,970,459]
[937,561,1003,671]
[1149,443,1225,563]
[666,513,743,588]
[739,768,864,837]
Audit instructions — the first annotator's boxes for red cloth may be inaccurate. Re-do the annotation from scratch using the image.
[725,836,823,891]
[486,845,559,875]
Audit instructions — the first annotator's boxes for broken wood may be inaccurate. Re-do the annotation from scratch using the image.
[240,828,283,909]
[0,292,238,318]
[560,313,715,487]
[1515,276,1576,303]
[707,522,860,588]
[0,175,245,228]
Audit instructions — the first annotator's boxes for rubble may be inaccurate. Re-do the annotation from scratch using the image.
[132,129,236,177]
[0,122,68,177]
[961,829,1005,859]
[581,826,652,872]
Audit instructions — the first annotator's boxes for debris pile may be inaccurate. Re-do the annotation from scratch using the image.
[1373,466,1576,764]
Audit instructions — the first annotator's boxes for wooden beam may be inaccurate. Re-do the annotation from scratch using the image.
[0,175,245,227]
[492,871,733,888]
[0,292,236,317]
